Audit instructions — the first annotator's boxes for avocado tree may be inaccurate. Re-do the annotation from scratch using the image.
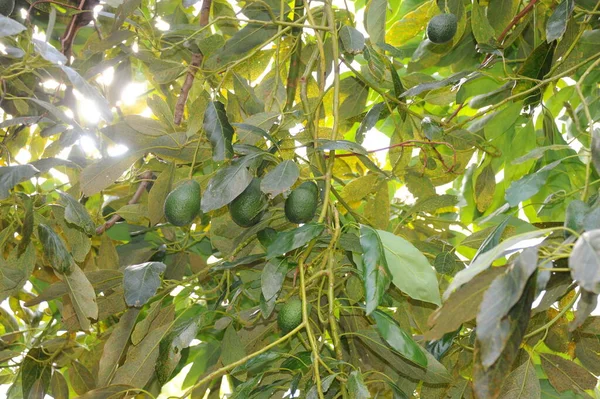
[0,0,599,397]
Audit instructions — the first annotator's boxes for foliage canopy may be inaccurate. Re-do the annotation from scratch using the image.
[0,0,600,397]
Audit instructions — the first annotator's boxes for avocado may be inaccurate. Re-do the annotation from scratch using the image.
[164,180,201,226]
[284,181,319,224]
[0,0,14,16]
[228,178,267,227]
[278,297,303,333]
[426,13,458,44]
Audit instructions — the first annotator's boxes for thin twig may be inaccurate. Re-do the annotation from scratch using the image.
[95,171,154,235]
[173,0,212,125]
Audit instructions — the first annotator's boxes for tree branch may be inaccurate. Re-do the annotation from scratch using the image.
[284,0,304,111]
[173,0,212,125]
[95,171,154,235]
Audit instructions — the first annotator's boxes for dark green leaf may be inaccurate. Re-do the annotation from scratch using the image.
[348,370,370,399]
[37,224,73,275]
[364,0,387,45]
[505,160,561,207]
[498,357,540,399]
[546,0,575,42]
[260,160,299,197]
[569,230,600,294]
[359,225,391,315]
[0,164,39,200]
[372,310,427,367]
[400,71,469,98]
[570,290,598,331]
[222,324,246,365]
[266,223,325,260]
[123,262,167,307]
[340,25,365,54]
[57,191,95,236]
[540,353,597,394]
[476,249,538,368]
[50,371,69,399]
[317,139,368,155]
[203,101,234,161]
[261,257,289,301]
[22,348,51,399]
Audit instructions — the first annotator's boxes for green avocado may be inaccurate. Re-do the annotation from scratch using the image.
[426,13,458,44]
[0,0,14,16]
[228,178,267,227]
[277,297,303,333]
[284,181,319,224]
[164,180,201,226]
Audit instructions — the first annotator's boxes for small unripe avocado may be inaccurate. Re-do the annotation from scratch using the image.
[228,178,267,227]
[0,0,15,16]
[278,297,303,333]
[427,13,458,44]
[284,181,319,224]
[164,180,201,226]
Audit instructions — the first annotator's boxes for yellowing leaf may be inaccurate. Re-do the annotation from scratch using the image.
[340,174,380,203]
[386,0,439,47]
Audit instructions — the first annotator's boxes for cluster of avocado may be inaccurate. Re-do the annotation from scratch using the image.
[163,176,319,228]
[426,13,458,44]
[0,0,15,16]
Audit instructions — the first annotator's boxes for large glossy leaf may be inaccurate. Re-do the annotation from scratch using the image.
[377,229,441,305]
[266,223,325,260]
[261,257,289,301]
[0,164,39,200]
[372,310,427,367]
[386,0,438,47]
[339,25,365,54]
[62,264,99,330]
[540,353,597,393]
[37,224,73,275]
[476,249,538,368]
[203,101,234,161]
[57,191,95,235]
[359,225,391,315]
[498,358,540,399]
[569,230,600,294]
[260,160,299,197]
[97,308,141,386]
[546,0,575,42]
[444,228,553,300]
[22,348,51,399]
[364,0,387,45]
[0,15,26,37]
[348,370,370,399]
[425,266,505,340]
[123,262,167,307]
[505,161,561,206]
[201,156,258,213]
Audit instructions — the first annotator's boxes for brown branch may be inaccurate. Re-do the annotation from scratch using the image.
[173,0,212,125]
[95,171,154,235]
[482,0,539,66]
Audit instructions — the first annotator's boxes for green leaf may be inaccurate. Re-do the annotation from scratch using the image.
[476,249,538,368]
[340,25,365,54]
[564,200,590,237]
[505,160,561,207]
[261,257,289,301]
[546,0,575,42]
[80,152,141,196]
[33,39,68,65]
[592,128,600,175]
[63,264,99,330]
[341,174,380,203]
[473,277,535,399]
[425,266,505,340]
[0,164,39,200]
[488,0,519,36]
[182,341,221,389]
[57,191,95,236]
[203,101,234,161]
[570,290,598,332]
[222,324,247,365]
[475,164,496,213]
[400,71,469,98]
[0,15,26,37]
[471,1,497,45]
[37,224,73,275]
[97,308,141,386]
[201,159,254,213]
[372,310,427,367]
[0,244,36,303]
[356,103,386,144]
[266,223,325,260]
[498,357,540,399]
[348,370,371,399]
[260,160,299,197]
[157,313,201,385]
[60,65,112,121]
[76,385,137,399]
[317,139,368,155]
[569,230,600,294]
[359,225,391,315]
[123,262,167,307]
[112,323,171,387]
[206,22,277,68]
[50,371,69,399]
[540,353,597,394]
[445,228,552,299]
[232,73,264,115]
[22,348,51,399]
[386,0,438,47]
[377,229,441,306]
[68,360,96,395]
[148,163,174,226]
[364,0,387,45]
